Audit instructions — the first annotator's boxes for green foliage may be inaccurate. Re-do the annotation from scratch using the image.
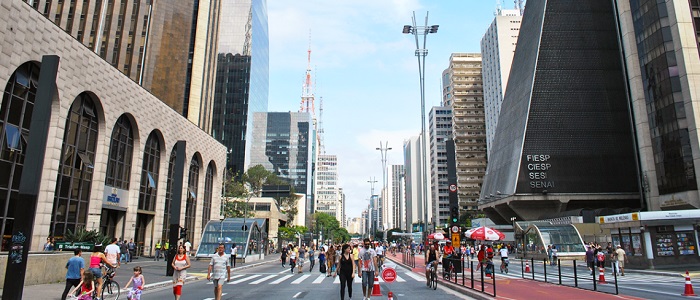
[278,225,308,241]
[64,227,111,246]
[223,200,254,218]
[310,212,350,243]
[224,164,299,223]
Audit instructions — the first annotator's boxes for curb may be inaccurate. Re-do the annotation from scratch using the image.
[508,258,694,278]
[386,257,493,300]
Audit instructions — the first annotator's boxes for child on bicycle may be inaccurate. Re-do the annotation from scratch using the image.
[124,266,145,300]
[68,271,94,300]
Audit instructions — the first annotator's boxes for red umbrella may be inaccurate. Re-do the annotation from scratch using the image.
[465,226,505,241]
[427,232,446,240]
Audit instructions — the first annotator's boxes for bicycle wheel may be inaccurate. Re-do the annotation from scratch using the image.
[101,280,120,300]
[432,270,438,290]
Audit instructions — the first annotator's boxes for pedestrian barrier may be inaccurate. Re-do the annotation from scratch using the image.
[519,258,618,295]
[437,257,496,297]
[402,250,415,268]
[683,271,696,296]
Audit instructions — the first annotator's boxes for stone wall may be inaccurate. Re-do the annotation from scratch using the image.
[0,252,90,286]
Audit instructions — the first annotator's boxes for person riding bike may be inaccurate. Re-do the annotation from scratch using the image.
[499,246,509,273]
[375,242,385,270]
[424,243,439,283]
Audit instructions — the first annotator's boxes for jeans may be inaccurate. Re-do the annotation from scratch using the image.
[155,249,161,261]
[309,257,315,271]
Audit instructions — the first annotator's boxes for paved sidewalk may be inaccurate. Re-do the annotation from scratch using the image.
[0,254,281,299]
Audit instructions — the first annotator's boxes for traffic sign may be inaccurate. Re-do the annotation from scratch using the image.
[449,184,457,192]
[381,267,397,283]
[451,226,460,233]
[451,232,460,247]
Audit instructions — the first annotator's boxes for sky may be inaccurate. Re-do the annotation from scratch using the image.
[267,1,507,220]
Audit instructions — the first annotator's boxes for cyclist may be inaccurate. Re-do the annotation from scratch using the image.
[424,243,439,284]
[499,245,509,273]
[442,241,455,278]
[375,242,385,270]
[89,244,116,299]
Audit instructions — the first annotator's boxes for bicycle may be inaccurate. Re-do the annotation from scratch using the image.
[500,258,509,274]
[427,261,438,290]
[442,258,454,280]
[96,266,120,300]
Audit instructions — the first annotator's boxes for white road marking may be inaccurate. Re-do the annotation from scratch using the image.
[403,271,426,282]
[395,275,406,282]
[249,274,277,284]
[293,292,302,298]
[269,274,293,284]
[312,274,326,283]
[291,274,311,284]
[229,274,261,284]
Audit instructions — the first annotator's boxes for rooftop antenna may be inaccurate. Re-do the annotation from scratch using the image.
[300,30,315,117]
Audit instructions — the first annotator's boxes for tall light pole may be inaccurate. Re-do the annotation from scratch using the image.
[221,148,232,219]
[402,12,438,241]
[376,141,392,241]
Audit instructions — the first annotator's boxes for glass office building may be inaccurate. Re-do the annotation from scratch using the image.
[212,0,269,177]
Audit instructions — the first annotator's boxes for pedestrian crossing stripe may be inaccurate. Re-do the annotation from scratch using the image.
[229,274,261,284]
[312,275,325,284]
[270,274,294,284]
[250,274,277,284]
[291,274,311,284]
[215,272,416,285]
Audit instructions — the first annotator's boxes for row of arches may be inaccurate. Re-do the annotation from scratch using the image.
[0,61,218,249]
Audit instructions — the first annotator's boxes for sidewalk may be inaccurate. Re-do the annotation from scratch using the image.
[0,254,281,299]
[388,252,645,300]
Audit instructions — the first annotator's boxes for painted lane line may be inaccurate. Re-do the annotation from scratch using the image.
[403,271,426,282]
[278,269,292,274]
[293,292,302,298]
[395,275,406,282]
[249,274,277,284]
[213,274,245,284]
[312,274,326,284]
[291,274,311,284]
[229,274,261,284]
[270,274,293,284]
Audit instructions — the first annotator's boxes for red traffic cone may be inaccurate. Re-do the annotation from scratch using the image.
[372,276,382,296]
[388,291,394,300]
[683,271,697,296]
[525,262,531,273]
[598,267,607,284]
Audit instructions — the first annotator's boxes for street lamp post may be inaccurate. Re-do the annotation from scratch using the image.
[367,177,377,239]
[221,148,232,219]
[402,12,438,242]
[376,141,392,242]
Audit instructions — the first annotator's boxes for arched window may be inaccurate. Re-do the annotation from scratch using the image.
[136,131,161,243]
[138,132,161,211]
[52,93,99,238]
[161,147,177,241]
[202,162,215,229]
[105,115,134,190]
[185,155,200,242]
[0,62,40,250]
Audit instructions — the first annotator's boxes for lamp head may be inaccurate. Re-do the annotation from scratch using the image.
[402,25,413,34]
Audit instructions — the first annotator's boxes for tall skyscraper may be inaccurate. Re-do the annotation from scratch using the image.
[481,9,522,155]
[442,54,486,214]
[212,0,269,177]
[314,154,343,224]
[429,106,453,227]
[387,165,406,230]
[616,0,700,210]
[403,135,430,232]
[480,0,640,223]
[249,112,313,202]
[24,0,221,131]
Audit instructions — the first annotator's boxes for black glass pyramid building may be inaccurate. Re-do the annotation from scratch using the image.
[479,0,642,224]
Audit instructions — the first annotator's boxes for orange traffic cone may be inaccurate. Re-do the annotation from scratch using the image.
[598,267,607,284]
[388,291,394,300]
[525,262,531,273]
[372,276,382,296]
[683,271,697,296]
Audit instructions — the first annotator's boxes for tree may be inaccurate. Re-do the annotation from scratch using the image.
[278,225,307,242]
[222,200,253,218]
[309,212,350,243]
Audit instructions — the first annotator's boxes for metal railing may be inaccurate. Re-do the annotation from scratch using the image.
[402,250,415,268]
[442,257,496,297]
[520,258,618,295]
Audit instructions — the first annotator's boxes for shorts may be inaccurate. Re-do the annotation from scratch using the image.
[212,277,226,286]
[361,271,375,288]
[617,260,625,268]
[89,267,102,278]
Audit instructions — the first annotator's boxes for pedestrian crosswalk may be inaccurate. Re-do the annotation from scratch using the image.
[203,271,425,286]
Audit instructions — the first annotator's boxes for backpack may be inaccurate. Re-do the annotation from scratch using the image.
[320,262,326,273]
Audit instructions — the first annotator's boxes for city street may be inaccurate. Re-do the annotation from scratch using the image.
[137,258,473,299]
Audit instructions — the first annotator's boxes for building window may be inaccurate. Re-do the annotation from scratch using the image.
[105,115,134,190]
[202,162,214,229]
[185,155,200,242]
[0,62,39,250]
[138,131,160,211]
[51,93,99,238]
[161,146,176,241]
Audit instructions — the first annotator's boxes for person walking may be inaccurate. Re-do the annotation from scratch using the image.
[128,239,136,261]
[289,245,297,273]
[359,238,377,300]
[586,244,595,275]
[230,243,238,268]
[207,244,231,300]
[124,266,145,300]
[550,245,558,266]
[155,241,162,261]
[308,246,316,272]
[105,238,121,269]
[281,245,288,268]
[297,245,306,274]
[61,249,84,300]
[172,245,190,300]
[615,245,628,276]
[326,245,336,277]
[352,244,360,271]
[338,244,356,300]
[318,246,326,273]
[120,240,129,264]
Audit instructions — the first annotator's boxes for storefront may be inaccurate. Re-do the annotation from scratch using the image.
[598,209,700,268]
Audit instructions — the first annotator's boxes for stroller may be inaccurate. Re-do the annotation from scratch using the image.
[484,260,495,277]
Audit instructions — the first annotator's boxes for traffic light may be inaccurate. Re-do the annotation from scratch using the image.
[179,227,188,239]
[450,207,459,224]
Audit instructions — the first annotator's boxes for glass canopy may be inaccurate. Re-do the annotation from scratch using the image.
[196,218,264,258]
[515,221,586,256]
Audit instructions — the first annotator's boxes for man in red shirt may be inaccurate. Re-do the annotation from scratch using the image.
[443,241,454,256]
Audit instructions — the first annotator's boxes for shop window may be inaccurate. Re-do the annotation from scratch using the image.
[201,162,214,229]
[161,147,176,241]
[105,115,134,190]
[185,155,200,242]
[137,131,160,212]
